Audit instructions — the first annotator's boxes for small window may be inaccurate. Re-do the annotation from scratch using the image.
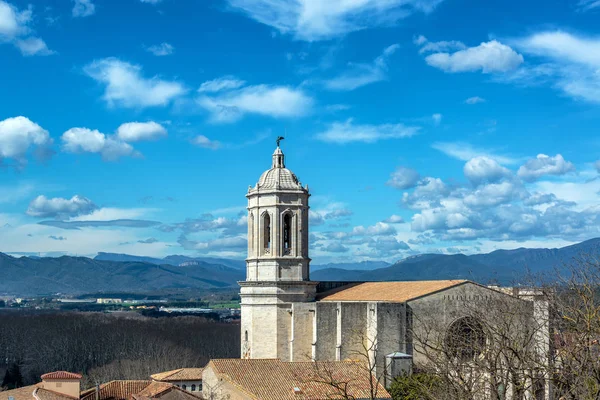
[191,385,196,392]
[283,213,292,255]
[263,213,271,251]
[182,385,187,391]
[245,330,248,341]
[56,383,62,388]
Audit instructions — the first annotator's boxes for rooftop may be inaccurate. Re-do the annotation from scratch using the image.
[41,372,82,381]
[151,369,204,382]
[0,385,40,400]
[318,280,467,303]
[80,380,151,400]
[207,358,390,400]
[0,386,76,400]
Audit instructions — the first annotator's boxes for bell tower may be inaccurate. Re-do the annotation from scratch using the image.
[239,140,317,360]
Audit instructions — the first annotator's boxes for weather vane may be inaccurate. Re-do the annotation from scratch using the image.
[276,136,285,147]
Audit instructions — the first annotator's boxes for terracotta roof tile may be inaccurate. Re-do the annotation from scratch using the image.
[132,386,202,400]
[80,381,152,400]
[0,384,40,400]
[209,359,390,400]
[150,369,204,382]
[40,372,82,381]
[34,388,78,400]
[134,382,174,398]
[318,280,467,303]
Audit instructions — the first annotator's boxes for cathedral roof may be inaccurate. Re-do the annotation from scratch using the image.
[250,146,307,192]
[318,280,467,303]
[207,359,390,400]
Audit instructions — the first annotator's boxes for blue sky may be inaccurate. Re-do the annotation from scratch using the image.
[1,0,600,263]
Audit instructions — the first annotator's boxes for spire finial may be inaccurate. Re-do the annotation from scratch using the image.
[276,136,285,147]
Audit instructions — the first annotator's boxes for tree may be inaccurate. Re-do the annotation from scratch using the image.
[2,363,24,389]
[389,373,441,400]
[543,254,600,399]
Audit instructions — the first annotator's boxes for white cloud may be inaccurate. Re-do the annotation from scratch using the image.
[61,127,139,161]
[14,37,53,56]
[72,0,95,18]
[116,121,167,142]
[415,36,466,54]
[514,31,600,103]
[0,116,52,165]
[198,76,246,93]
[323,44,399,91]
[463,181,522,208]
[517,31,600,68]
[425,40,524,73]
[578,0,600,10]
[465,96,486,104]
[225,0,445,41]
[140,0,162,3]
[413,35,427,46]
[432,141,517,164]
[197,84,313,123]
[27,195,97,218]
[315,118,420,144]
[0,1,53,56]
[192,135,221,150]
[387,167,421,190]
[432,113,442,125]
[145,42,174,56]
[383,214,405,224]
[595,160,600,173]
[352,222,396,236]
[0,1,31,38]
[70,207,155,221]
[517,154,576,181]
[463,156,511,185]
[84,58,186,108]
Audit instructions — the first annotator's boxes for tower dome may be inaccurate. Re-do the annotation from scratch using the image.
[250,146,307,192]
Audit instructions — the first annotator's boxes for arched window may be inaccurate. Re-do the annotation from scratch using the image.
[245,330,248,341]
[283,213,292,255]
[191,385,196,392]
[445,316,486,362]
[263,213,271,253]
[182,385,187,391]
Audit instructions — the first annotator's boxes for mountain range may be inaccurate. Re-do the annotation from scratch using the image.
[1,238,599,296]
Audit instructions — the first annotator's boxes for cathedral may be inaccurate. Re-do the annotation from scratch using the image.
[240,143,551,397]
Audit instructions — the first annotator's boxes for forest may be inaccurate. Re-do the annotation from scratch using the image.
[0,311,239,389]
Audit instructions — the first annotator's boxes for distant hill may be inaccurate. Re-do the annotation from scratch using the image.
[3,238,599,296]
[0,253,244,296]
[312,238,600,285]
[95,252,246,270]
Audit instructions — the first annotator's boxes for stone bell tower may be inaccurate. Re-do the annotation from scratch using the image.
[239,140,317,360]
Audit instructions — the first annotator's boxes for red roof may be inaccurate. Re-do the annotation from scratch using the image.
[41,371,83,380]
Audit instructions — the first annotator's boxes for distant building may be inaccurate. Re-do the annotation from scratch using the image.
[151,369,204,394]
[0,372,201,400]
[202,359,390,400]
[0,371,81,400]
[96,298,122,304]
